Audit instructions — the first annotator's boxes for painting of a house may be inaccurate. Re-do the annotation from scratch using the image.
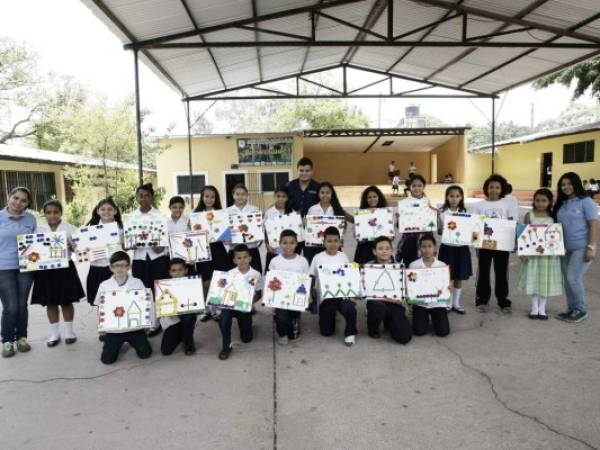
[206,270,256,312]
[97,288,154,332]
[154,277,205,317]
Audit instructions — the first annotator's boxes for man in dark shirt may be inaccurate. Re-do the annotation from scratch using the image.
[286,157,320,217]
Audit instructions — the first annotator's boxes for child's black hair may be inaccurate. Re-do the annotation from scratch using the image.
[297,157,313,168]
[418,233,437,247]
[506,183,513,194]
[532,188,553,216]
[407,174,427,189]
[232,244,252,257]
[482,174,509,198]
[274,185,294,214]
[169,196,186,208]
[324,226,340,238]
[42,199,63,213]
[279,229,298,242]
[232,183,248,195]
[168,258,188,270]
[87,198,124,228]
[136,183,154,196]
[442,185,466,212]
[194,185,223,212]
[317,182,346,216]
[359,185,388,209]
[109,250,130,266]
[373,235,393,248]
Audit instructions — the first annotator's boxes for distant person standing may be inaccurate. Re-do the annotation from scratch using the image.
[388,161,396,183]
[408,162,417,177]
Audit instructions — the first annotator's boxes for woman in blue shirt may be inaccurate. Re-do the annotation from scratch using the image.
[553,172,598,323]
[0,187,37,357]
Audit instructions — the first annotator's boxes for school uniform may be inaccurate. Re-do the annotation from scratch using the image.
[263,206,284,272]
[396,196,431,266]
[437,209,472,281]
[408,258,450,337]
[309,251,357,337]
[218,266,263,350]
[94,276,152,364]
[304,203,335,264]
[130,207,170,289]
[160,314,197,355]
[86,222,122,306]
[227,204,263,274]
[472,199,513,308]
[31,221,85,307]
[269,254,310,339]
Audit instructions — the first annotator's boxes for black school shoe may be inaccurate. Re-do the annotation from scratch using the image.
[537,314,549,321]
[218,346,232,360]
[368,331,381,339]
[184,343,196,355]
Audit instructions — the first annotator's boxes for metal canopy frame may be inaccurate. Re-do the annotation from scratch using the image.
[86,0,600,201]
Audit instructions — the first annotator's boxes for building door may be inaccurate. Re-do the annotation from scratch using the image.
[224,173,247,207]
[541,152,552,188]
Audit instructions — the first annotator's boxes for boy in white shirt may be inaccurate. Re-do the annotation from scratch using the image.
[218,244,263,360]
[309,226,358,346]
[94,251,152,364]
[268,230,310,345]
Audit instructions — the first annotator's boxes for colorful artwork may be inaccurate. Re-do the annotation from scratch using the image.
[517,223,565,256]
[264,212,305,248]
[441,212,485,247]
[123,217,168,249]
[169,231,211,263]
[354,208,395,241]
[17,232,69,272]
[305,215,346,247]
[189,210,231,243]
[206,270,258,312]
[317,263,363,300]
[262,270,312,311]
[397,198,437,233]
[405,267,451,306]
[481,218,517,252]
[72,222,121,263]
[97,288,154,332]
[361,264,404,301]
[154,276,205,317]
[229,212,264,245]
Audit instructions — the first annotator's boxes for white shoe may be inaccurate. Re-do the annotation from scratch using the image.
[344,335,356,347]
[278,336,289,345]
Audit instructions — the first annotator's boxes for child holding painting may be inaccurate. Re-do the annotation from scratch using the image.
[227,184,263,274]
[365,236,412,344]
[309,226,358,347]
[354,185,389,265]
[396,174,430,266]
[264,186,296,272]
[518,188,563,320]
[268,229,310,345]
[437,185,472,314]
[31,200,85,347]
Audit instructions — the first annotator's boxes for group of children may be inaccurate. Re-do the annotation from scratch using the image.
[28,170,567,365]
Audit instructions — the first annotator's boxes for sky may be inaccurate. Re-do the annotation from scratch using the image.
[0,0,595,136]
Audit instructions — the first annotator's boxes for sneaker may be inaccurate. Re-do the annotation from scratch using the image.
[16,337,31,352]
[344,335,356,347]
[564,310,589,323]
[278,336,289,345]
[184,343,196,356]
[452,306,466,315]
[46,337,61,348]
[501,307,512,314]
[2,342,15,358]
[199,312,212,323]
[147,325,162,337]
[556,310,573,321]
[218,346,232,360]
[476,305,489,313]
[537,314,549,321]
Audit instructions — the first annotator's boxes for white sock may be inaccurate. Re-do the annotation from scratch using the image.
[453,288,462,308]
[538,297,547,316]
[64,321,76,339]
[530,295,539,315]
[48,322,60,342]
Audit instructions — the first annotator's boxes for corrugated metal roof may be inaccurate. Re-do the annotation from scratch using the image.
[81,0,600,99]
[0,144,157,173]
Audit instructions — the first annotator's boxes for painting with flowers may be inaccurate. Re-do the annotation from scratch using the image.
[397,198,437,233]
[229,212,264,245]
[17,231,69,272]
[516,223,565,256]
[264,212,305,248]
[354,208,395,241]
[123,217,168,249]
[97,288,154,332]
[305,215,346,247]
[441,212,485,247]
[189,210,231,243]
[262,270,312,312]
[206,270,258,312]
[168,231,211,263]
[405,267,451,306]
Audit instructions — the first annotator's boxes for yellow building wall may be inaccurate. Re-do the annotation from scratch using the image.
[0,160,66,204]
[465,152,492,192]
[430,135,465,183]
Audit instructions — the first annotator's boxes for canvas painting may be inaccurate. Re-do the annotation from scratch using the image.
[405,267,451,306]
[264,212,305,248]
[317,263,363,300]
[441,212,485,247]
[304,215,346,247]
[354,208,395,241]
[262,270,312,312]
[361,264,404,301]
[481,218,517,252]
[229,212,264,245]
[169,231,211,263]
[397,198,437,233]
[206,270,258,312]
[17,232,69,272]
[517,223,565,256]
[72,222,121,263]
[154,276,205,317]
[189,210,231,243]
[123,217,168,249]
[97,288,154,332]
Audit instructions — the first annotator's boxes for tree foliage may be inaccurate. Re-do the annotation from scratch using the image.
[534,56,600,101]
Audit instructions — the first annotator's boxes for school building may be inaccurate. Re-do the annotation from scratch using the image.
[155,127,468,210]
[0,143,156,211]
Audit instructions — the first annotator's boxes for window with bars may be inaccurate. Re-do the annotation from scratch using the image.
[176,174,206,196]
[563,140,594,164]
[260,172,290,192]
[0,171,56,211]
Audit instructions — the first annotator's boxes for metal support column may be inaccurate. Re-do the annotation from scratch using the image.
[491,97,496,174]
[186,100,194,207]
[133,49,144,185]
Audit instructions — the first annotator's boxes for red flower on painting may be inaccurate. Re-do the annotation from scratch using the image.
[447,221,457,231]
[113,306,125,317]
[317,230,325,239]
[206,212,215,222]
[192,224,202,231]
[268,277,282,292]
[239,224,249,233]
[368,218,378,227]
[139,230,149,241]
[28,252,41,263]
[182,238,193,248]
[217,278,228,288]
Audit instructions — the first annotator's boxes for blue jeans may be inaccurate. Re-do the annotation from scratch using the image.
[561,248,592,313]
[0,270,34,343]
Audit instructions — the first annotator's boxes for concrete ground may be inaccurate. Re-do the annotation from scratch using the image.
[1,212,599,450]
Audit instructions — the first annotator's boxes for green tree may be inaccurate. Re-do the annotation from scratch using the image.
[468,121,532,149]
[534,56,600,101]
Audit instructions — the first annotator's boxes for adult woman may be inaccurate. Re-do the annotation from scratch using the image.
[0,187,37,357]
[553,172,598,323]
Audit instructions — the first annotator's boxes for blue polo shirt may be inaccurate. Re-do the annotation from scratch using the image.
[556,196,598,251]
[287,178,320,217]
[0,208,37,270]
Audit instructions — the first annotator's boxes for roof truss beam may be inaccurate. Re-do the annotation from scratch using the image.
[304,128,467,137]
